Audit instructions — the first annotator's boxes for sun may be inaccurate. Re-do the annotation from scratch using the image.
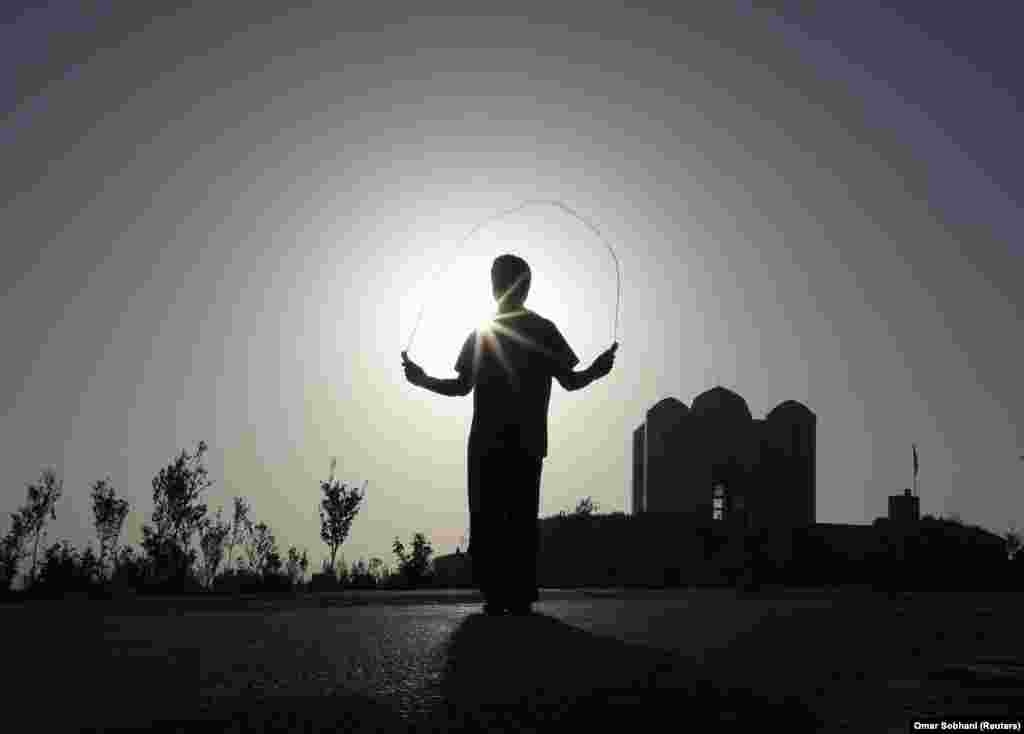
[403,251,498,371]
[402,212,609,375]
[441,253,501,325]
[477,315,496,335]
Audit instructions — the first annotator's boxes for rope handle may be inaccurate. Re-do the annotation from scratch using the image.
[404,199,621,356]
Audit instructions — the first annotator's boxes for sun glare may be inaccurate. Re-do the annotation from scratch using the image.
[402,207,616,375]
[477,316,496,334]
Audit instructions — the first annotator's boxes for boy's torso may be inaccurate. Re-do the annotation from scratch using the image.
[460,310,570,459]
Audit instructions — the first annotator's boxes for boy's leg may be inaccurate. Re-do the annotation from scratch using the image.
[466,448,486,595]
[468,445,506,606]
[502,452,543,609]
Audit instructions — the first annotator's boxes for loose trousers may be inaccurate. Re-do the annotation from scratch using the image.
[467,442,543,605]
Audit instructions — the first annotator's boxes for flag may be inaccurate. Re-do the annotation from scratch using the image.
[913,444,919,478]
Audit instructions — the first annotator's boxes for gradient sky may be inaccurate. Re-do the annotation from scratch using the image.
[3,2,1021,570]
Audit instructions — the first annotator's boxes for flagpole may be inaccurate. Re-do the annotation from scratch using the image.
[912,444,919,498]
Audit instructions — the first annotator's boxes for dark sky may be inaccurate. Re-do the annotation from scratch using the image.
[3,1,1021,564]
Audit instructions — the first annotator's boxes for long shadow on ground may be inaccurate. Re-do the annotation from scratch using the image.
[14,591,1023,731]
[416,610,821,731]
[62,608,819,733]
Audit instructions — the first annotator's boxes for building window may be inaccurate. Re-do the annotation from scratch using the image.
[712,483,727,520]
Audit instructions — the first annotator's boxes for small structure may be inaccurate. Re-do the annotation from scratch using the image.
[887,488,920,526]
[632,387,815,528]
[432,550,473,587]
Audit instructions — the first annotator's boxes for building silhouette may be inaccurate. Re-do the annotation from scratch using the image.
[432,547,471,586]
[428,386,1016,591]
[632,386,816,527]
[887,488,920,526]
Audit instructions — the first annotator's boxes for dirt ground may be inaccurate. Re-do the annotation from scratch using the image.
[2,587,1021,732]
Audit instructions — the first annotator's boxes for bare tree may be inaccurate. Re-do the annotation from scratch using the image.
[264,547,283,577]
[319,458,366,575]
[90,477,130,579]
[300,548,309,579]
[141,440,212,587]
[285,546,309,586]
[350,557,370,586]
[199,508,231,588]
[368,557,384,583]
[1005,523,1022,562]
[0,521,27,592]
[15,468,64,586]
[244,522,277,576]
[322,553,349,584]
[224,496,251,571]
[393,533,434,587]
[573,496,599,516]
[148,441,211,548]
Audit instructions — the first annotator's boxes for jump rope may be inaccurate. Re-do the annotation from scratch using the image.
[402,199,621,365]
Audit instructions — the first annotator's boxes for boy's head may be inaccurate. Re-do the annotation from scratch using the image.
[491,254,531,308]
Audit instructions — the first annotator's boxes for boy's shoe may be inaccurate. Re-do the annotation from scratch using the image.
[507,602,532,615]
[483,601,506,615]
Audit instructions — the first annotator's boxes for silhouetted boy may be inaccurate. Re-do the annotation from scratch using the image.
[402,254,617,615]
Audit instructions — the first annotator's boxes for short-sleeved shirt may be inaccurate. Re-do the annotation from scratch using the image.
[455,308,579,459]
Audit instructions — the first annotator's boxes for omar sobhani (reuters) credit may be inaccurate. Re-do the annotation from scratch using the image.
[911,719,1022,731]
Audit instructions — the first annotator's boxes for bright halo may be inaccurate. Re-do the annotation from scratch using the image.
[405,206,612,375]
[477,315,496,334]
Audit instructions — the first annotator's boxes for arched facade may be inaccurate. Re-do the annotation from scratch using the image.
[762,400,816,527]
[642,397,692,513]
[632,388,816,527]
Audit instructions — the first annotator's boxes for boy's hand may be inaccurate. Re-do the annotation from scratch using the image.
[590,342,618,379]
[401,351,426,386]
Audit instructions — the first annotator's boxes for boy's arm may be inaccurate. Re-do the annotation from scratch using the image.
[554,342,617,391]
[402,352,473,396]
[554,364,598,392]
[417,372,473,396]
